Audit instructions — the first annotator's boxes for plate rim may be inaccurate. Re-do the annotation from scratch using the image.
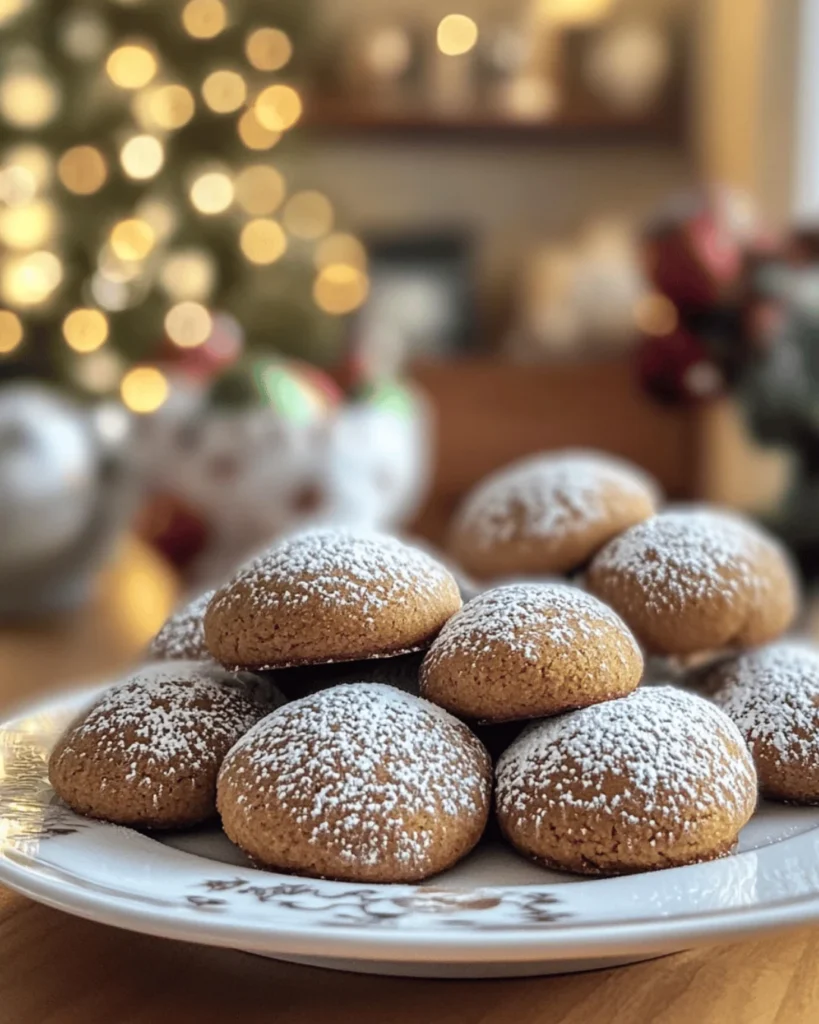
[3,686,819,965]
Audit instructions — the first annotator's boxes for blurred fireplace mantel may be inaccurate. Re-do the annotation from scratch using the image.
[409,355,789,545]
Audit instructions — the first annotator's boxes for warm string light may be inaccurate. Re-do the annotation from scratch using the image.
[135,84,195,130]
[0,200,54,250]
[254,84,302,131]
[240,218,287,264]
[120,366,169,413]
[58,146,107,195]
[160,250,215,301]
[165,300,212,346]
[62,307,109,352]
[189,170,234,214]
[235,165,285,215]
[314,233,368,271]
[0,69,60,128]
[0,309,23,354]
[202,69,247,113]
[120,135,164,180]
[245,27,292,71]
[1,251,62,307]
[110,218,155,261]
[313,263,369,315]
[106,44,157,89]
[283,191,333,240]
[436,14,479,56]
[237,109,281,150]
[182,0,227,40]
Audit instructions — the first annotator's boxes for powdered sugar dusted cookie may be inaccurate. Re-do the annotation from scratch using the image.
[449,450,659,580]
[204,529,462,671]
[587,508,799,656]
[217,683,491,882]
[496,687,757,875]
[420,583,642,722]
[709,643,819,804]
[49,663,274,830]
[149,590,215,662]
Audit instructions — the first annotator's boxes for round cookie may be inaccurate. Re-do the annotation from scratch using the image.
[149,589,215,662]
[217,683,491,882]
[204,529,462,671]
[586,508,799,656]
[449,450,659,580]
[420,583,643,723]
[49,664,273,830]
[496,686,757,875]
[709,643,819,804]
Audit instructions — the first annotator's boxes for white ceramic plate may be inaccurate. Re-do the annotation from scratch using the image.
[3,686,819,978]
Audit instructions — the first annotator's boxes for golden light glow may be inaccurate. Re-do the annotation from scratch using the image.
[634,292,679,337]
[0,0,25,28]
[90,272,129,312]
[189,170,234,214]
[539,0,614,27]
[146,84,195,129]
[314,233,367,271]
[0,309,23,354]
[283,191,333,240]
[239,218,287,264]
[235,165,285,215]
[0,200,53,249]
[120,135,164,180]
[136,199,177,240]
[245,27,292,71]
[1,251,62,307]
[165,301,212,347]
[237,109,281,150]
[182,0,226,39]
[0,71,59,128]
[254,84,302,131]
[6,144,51,188]
[110,218,155,261]
[62,307,109,352]
[60,9,109,61]
[73,348,124,392]
[106,45,157,89]
[58,145,107,194]
[202,69,247,114]
[313,263,369,315]
[160,249,215,301]
[120,366,169,413]
[436,14,479,56]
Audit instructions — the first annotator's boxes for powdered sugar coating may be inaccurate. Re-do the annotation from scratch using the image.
[59,663,268,773]
[711,643,819,769]
[497,687,756,830]
[453,450,658,552]
[150,590,215,661]
[425,582,640,670]
[213,528,455,617]
[220,683,491,874]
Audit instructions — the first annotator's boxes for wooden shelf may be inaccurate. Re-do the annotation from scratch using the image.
[304,98,684,145]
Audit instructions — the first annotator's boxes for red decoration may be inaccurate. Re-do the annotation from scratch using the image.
[135,492,211,573]
[637,326,724,406]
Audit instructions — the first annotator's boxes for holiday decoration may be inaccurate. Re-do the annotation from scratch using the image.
[0,0,368,404]
[0,381,135,615]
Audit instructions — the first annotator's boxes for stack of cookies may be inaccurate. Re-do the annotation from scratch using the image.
[50,448,809,882]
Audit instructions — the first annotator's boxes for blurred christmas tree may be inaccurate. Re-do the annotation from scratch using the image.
[0,0,369,410]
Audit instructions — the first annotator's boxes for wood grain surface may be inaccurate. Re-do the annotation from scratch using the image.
[1,539,818,1024]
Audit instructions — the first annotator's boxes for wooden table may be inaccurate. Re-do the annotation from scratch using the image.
[1,541,818,1023]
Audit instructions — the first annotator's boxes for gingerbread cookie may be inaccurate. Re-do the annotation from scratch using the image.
[149,590,215,662]
[587,508,799,656]
[496,687,757,875]
[420,583,642,722]
[49,664,273,830]
[204,529,461,671]
[217,683,491,882]
[709,643,819,804]
[449,450,659,580]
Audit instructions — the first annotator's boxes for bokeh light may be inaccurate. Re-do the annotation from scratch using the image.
[634,292,679,336]
[0,309,23,354]
[165,300,212,347]
[314,232,367,271]
[1,251,62,307]
[62,307,109,352]
[0,70,60,128]
[144,84,195,129]
[254,85,302,131]
[120,135,164,180]
[283,191,333,240]
[0,200,54,249]
[245,27,292,71]
[136,198,177,240]
[106,44,157,89]
[237,109,281,150]
[436,14,479,56]
[202,69,247,113]
[235,165,285,215]
[60,9,109,61]
[110,218,155,261]
[239,219,287,264]
[189,170,234,214]
[58,145,107,195]
[160,249,216,301]
[0,0,25,28]
[313,264,369,315]
[182,0,226,39]
[73,348,124,392]
[541,0,614,27]
[120,366,168,413]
